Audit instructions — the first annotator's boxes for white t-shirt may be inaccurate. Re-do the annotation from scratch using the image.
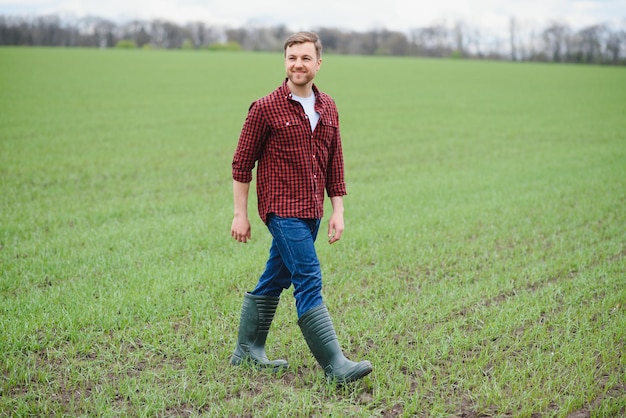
[292,93,320,132]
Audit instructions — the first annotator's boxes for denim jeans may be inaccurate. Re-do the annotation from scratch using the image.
[251,214,323,318]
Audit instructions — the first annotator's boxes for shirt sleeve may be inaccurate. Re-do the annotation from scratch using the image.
[325,120,347,198]
[232,101,269,183]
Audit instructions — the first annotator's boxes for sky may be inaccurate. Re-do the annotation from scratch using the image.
[1,0,624,35]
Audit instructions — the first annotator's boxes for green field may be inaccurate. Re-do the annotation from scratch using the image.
[1,47,625,417]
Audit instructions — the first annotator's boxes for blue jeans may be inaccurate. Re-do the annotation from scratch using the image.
[251,214,323,318]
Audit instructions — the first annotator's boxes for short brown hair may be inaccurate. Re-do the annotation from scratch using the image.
[283,31,323,58]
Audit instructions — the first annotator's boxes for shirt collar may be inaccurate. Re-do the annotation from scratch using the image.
[281,78,320,101]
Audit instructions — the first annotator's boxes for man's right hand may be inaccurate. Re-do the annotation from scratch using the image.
[231,180,252,243]
[231,216,252,243]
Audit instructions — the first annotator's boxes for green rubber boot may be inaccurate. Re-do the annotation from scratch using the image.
[298,305,372,384]
[230,293,289,370]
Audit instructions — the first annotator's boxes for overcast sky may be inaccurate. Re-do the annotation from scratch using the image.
[1,0,624,35]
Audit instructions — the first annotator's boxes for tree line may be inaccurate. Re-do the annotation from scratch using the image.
[1,14,625,65]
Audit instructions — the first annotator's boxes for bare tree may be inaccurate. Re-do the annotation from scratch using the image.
[92,17,116,48]
[317,28,343,53]
[1,13,625,64]
[605,26,624,64]
[466,26,484,57]
[451,20,470,57]
[573,24,607,63]
[509,17,518,61]
[119,20,151,47]
[0,16,29,45]
[542,22,570,62]
[30,15,68,46]
[149,20,186,49]
[368,29,409,56]
[410,23,452,57]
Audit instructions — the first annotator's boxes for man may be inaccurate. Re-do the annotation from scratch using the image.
[229,31,372,384]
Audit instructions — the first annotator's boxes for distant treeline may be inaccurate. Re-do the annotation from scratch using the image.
[1,14,625,65]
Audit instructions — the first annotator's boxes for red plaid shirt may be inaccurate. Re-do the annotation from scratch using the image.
[232,79,347,224]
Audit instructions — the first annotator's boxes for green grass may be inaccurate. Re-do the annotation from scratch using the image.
[1,47,625,417]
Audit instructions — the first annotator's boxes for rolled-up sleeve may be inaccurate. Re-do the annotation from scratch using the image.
[325,125,347,198]
[232,101,269,183]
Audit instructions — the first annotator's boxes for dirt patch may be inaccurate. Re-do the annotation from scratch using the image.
[381,403,404,417]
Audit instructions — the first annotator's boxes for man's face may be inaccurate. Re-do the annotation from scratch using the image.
[284,42,321,87]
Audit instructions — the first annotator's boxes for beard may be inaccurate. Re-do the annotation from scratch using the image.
[287,71,314,86]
